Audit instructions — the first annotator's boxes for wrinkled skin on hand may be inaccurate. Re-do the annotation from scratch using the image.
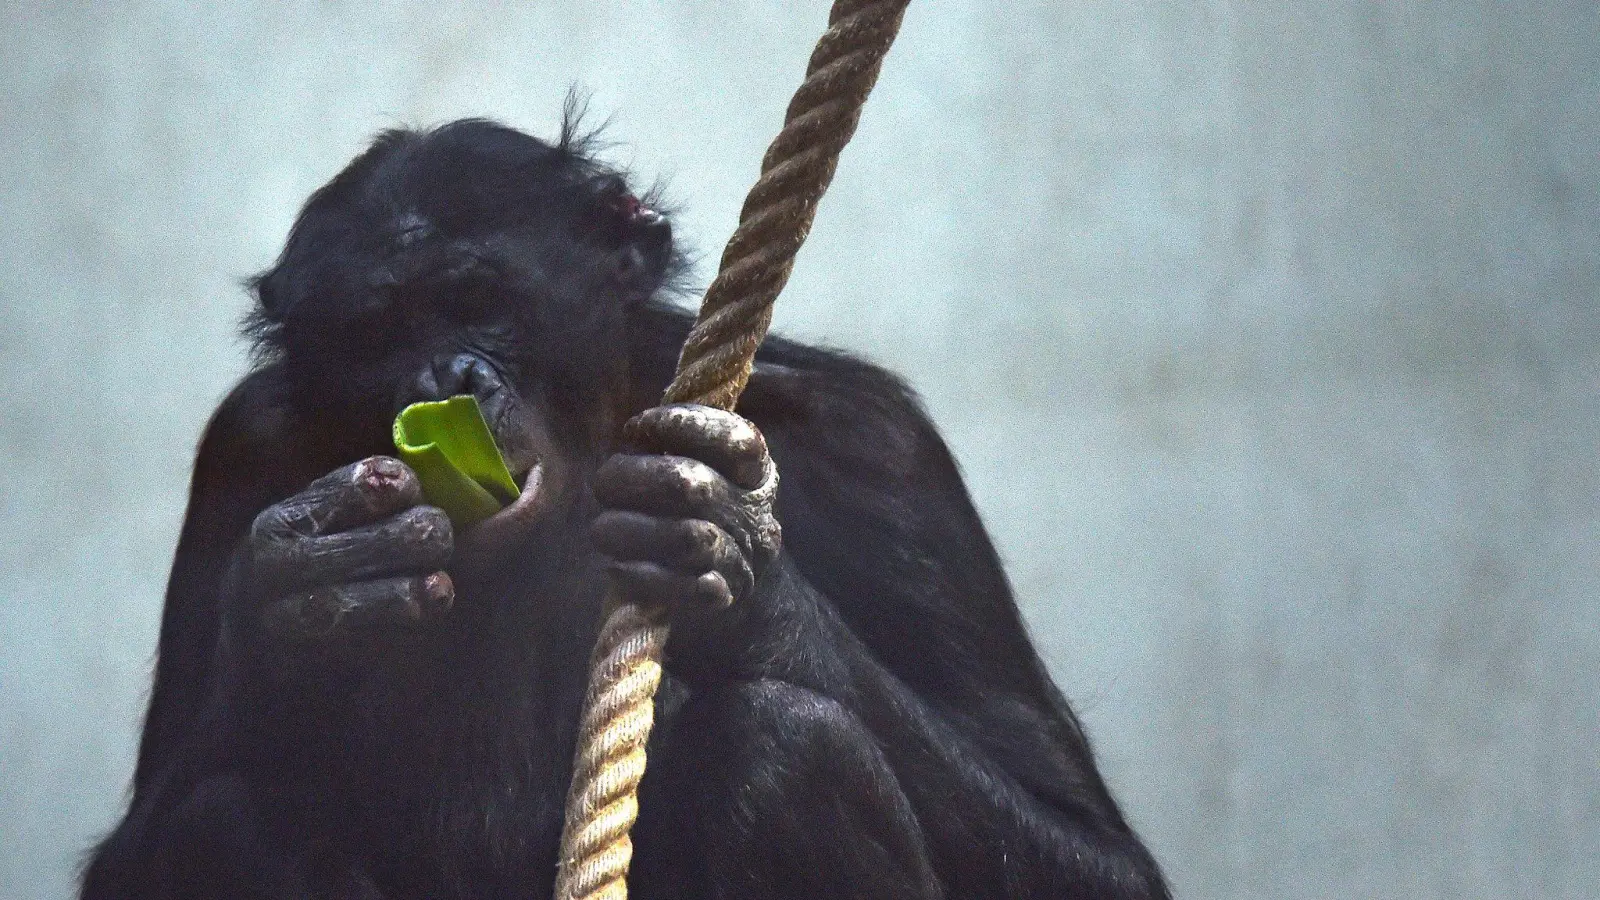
[240,402,779,645]
[239,347,560,649]
[247,457,456,644]
[592,404,781,613]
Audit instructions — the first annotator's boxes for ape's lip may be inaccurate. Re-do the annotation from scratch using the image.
[490,459,546,524]
[456,459,549,557]
[478,397,543,492]
[484,429,545,525]
[505,454,537,492]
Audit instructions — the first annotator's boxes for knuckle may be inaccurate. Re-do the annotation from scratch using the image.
[674,403,719,429]
[726,414,761,446]
[629,404,710,444]
[390,582,427,623]
[420,572,454,616]
[672,462,718,503]
[695,571,734,608]
[682,518,720,552]
[661,402,707,419]
[398,505,453,545]
[742,431,770,464]
[623,407,669,441]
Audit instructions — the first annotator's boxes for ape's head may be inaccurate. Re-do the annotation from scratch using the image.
[248,117,682,548]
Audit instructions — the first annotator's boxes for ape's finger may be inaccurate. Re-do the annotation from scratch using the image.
[622,404,770,490]
[594,453,740,523]
[605,560,734,611]
[252,457,423,544]
[591,510,717,568]
[254,505,453,591]
[262,572,454,642]
[590,511,753,599]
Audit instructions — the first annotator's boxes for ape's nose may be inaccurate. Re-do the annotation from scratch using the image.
[398,353,504,411]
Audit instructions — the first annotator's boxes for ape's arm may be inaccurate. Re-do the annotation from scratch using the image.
[745,343,1124,807]
[607,376,1167,896]
[622,311,1166,896]
[134,370,304,792]
[759,345,1168,891]
[722,555,1166,899]
[96,366,460,899]
[745,371,1166,895]
[88,370,331,899]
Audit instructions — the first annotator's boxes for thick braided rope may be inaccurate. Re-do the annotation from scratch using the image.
[552,604,667,900]
[663,0,913,410]
[553,3,911,899]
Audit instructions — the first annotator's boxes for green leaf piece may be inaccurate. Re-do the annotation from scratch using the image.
[392,395,520,527]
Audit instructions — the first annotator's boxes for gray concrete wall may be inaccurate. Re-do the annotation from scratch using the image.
[2,2,1595,898]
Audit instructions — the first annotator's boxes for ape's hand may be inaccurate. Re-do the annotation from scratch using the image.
[246,457,455,643]
[592,404,780,612]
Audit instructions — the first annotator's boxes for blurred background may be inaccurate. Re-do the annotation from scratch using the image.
[1,2,1595,898]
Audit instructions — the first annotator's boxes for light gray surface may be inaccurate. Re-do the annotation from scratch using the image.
[1,3,1595,898]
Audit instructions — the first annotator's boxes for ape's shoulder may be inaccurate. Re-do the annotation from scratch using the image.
[194,366,296,477]
[739,336,955,517]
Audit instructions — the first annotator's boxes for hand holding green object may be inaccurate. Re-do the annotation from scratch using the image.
[393,395,519,527]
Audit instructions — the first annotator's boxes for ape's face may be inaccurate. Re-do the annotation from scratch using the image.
[248,119,676,544]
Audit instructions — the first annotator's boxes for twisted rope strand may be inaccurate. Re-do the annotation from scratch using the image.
[554,604,667,900]
[664,0,912,410]
[554,3,911,898]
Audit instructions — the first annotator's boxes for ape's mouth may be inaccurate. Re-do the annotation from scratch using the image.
[482,405,553,509]
[480,404,542,494]
[395,352,562,554]
[455,414,560,556]
[477,456,546,522]
[456,457,552,559]
[472,393,549,506]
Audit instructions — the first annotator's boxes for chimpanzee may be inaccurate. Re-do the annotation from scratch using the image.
[82,114,1168,900]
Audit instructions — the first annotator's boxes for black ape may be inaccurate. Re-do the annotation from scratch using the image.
[84,116,1167,900]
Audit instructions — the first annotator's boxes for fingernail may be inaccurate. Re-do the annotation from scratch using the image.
[357,456,405,490]
[422,572,455,614]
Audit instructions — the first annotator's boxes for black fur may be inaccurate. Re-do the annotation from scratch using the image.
[84,116,1167,899]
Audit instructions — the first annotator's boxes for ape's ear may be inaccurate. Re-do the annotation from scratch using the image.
[608,197,674,298]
